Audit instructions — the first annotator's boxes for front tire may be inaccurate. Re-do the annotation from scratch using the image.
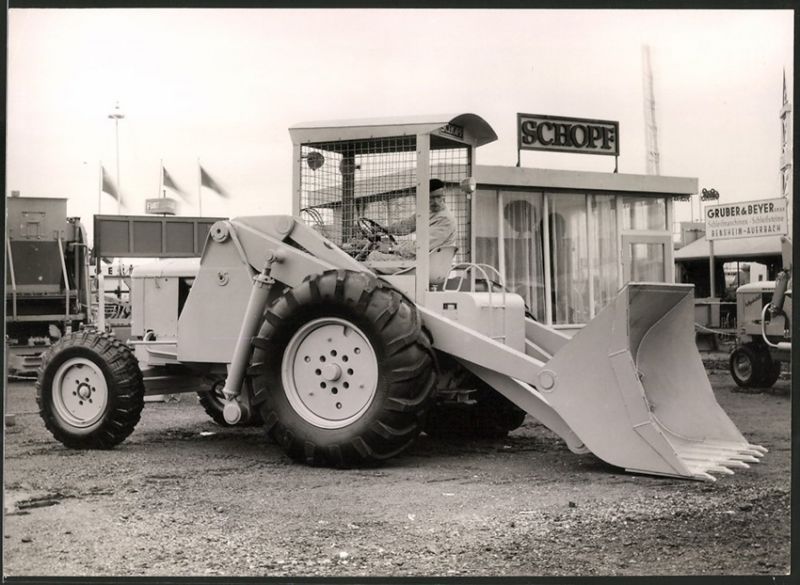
[36,330,144,449]
[251,270,436,467]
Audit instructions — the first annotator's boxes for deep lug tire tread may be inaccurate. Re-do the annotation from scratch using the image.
[754,351,782,388]
[36,330,144,449]
[252,270,436,467]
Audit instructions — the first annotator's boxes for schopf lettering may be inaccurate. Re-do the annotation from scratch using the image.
[518,114,619,156]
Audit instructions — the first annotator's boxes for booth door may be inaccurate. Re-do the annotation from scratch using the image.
[621,235,671,282]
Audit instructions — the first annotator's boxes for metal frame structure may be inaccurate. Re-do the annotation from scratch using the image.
[290,114,496,303]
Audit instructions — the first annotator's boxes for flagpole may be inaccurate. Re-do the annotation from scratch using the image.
[159,159,164,199]
[108,102,124,215]
[97,161,105,332]
[98,162,102,215]
[198,159,203,217]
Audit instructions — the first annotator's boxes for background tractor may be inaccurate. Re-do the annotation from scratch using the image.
[729,236,791,388]
[36,113,765,480]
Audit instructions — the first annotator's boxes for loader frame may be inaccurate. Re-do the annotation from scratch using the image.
[38,113,764,481]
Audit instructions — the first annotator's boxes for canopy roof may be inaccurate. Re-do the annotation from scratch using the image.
[674,235,784,261]
[289,113,498,147]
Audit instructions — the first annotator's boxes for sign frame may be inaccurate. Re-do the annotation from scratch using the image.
[517,113,620,157]
[704,197,788,241]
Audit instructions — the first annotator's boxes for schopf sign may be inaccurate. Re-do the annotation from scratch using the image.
[517,113,619,156]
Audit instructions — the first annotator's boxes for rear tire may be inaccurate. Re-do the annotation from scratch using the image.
[426,392,526,440]
[425,358,526,440]
[756,355,782,388]
[251,270,436,467]
[473,386,527,439]
[36,330,144,449]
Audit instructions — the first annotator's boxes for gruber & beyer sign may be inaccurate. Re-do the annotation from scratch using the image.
[705,198,788,241]
[517,114,619,156]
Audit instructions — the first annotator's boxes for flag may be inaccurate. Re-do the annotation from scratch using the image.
[101,166,121,201]
[162,166,190,200]
[200,165,228,198]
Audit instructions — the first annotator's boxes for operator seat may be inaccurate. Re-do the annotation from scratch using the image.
[386,245,458,289]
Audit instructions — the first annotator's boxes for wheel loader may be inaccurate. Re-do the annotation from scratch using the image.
[36,113,765,481]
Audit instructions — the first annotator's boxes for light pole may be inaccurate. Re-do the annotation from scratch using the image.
[108,102,125,214]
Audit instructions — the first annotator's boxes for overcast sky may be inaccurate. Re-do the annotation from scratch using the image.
[6,9,794,238]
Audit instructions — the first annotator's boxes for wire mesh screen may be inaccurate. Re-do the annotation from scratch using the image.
[300,136,417,255]
[431,145,471,262]
[298,134,471,262]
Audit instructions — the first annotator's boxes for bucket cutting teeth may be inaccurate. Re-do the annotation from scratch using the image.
[674,439,768,477]
[723,460,751,469]
[734,455,761,464]
[678,444,765,460]
[693,472,717,482]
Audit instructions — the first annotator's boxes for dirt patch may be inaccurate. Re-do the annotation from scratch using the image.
[2,370,791,577]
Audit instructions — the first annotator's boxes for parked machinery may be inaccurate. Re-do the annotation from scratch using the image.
[36,114,765,481]
[6,196,91,375]
[729,236,792,388]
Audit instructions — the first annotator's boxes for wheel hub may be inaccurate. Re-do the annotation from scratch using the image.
[282,317,379,429]
[734,355,752,378]
[51,358,109,428]
[77,384,92,400]
[321,363,342,382]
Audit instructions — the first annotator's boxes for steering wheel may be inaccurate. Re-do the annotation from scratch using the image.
[356,217,396,244]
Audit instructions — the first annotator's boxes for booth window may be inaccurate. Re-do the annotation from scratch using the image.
[475,189,671,327]
[630,242,667,281]
[503,192,546,321]
[548,193,590,325]
[622,196,667,231]
[473,190,499,268]
[473,190,547,321]
[589,194,619,313]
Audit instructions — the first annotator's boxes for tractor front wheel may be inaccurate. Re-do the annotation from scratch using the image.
[730,345,759,387]
[36,330,144,449]
[251,270,436,467]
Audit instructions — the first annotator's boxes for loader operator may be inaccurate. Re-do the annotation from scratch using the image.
[367,178,457,261]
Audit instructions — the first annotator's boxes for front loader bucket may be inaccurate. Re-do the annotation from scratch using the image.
[539,283,765,481]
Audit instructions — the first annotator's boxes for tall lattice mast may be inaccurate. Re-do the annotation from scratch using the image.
[779,69,792,234]
[642,45,661,176]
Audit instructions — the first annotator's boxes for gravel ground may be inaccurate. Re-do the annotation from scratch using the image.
[3,366,791,578]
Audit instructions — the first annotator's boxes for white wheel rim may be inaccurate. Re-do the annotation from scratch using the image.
[51,357,109,428]
[733,353,753,380]
[282,317,379,429]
